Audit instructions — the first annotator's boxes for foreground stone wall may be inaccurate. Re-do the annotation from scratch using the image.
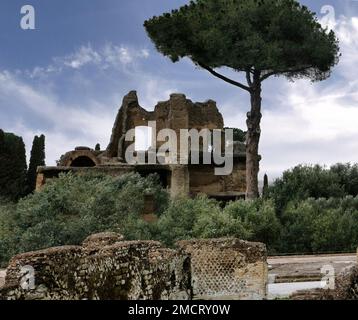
[0,235,268,300]
[0,233,191,300]
[177,239,268,300]
[0,270,5,288]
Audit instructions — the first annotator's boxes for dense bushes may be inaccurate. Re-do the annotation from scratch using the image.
[0,173,282,266]
[124,197,281,248]
[0,172,169,267]
[127,195,358,255]
[155,196,251,246]
[268,164,358,213]
[124,195,358,255]
[223,200,281,246]
[0,199,18,265]
[1,165,358,267]
[330,163,358,197]
[280,197,358,253]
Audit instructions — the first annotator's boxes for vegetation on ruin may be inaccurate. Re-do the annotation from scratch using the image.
[144,0,340,199]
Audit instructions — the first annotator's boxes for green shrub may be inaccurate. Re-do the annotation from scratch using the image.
[124,196,280,250]
[223,199,281,250]
[269,165,345,212]
[2,168,358,267]
[0,199,18,267]
[193,204,249,240]
[156,195,221,246]
[123,195,252,247]
[280,197,358,254]
[331,163,358,197]
[0,172,169,266]
[279,200,317,253]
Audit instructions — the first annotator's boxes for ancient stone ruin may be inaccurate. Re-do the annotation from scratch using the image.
[0,233,191,300]
[0,234,268,300]
[36,91,247,201]
[177,239,268,300]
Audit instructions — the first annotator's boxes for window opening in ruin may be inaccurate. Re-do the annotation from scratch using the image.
[137,169,171,189]
[135,126,153,151]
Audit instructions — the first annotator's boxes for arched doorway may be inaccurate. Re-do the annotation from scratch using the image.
[70,156,96,167]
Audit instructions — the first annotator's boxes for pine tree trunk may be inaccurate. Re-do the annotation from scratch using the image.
[246,80,262,200]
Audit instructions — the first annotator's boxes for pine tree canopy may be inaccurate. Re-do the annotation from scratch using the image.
[144,0,340,84]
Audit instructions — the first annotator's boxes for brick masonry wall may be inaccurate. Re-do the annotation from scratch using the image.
[177,238,268,300]
[0,235,268,300]
[0,233,191,300]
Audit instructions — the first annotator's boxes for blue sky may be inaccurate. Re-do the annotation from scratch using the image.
[1,0,358,179]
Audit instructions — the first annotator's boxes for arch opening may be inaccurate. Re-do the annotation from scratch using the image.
[70,156,96,167]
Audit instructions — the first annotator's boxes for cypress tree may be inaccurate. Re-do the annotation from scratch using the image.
[0,129,4,156]
[262,174,269,199]
[0,130,27,200]
[27,134,46,193]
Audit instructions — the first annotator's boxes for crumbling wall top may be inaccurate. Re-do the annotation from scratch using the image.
[105,90,224,159]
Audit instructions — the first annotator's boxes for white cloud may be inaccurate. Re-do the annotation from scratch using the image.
[0,71,115,165]
[63,44,102,69]
[140,79,178,108]
[101,44,150,68]
[25,43,150,78]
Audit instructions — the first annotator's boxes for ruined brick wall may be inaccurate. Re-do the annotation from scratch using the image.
[177,239,268,300]
[105,91,224,159]
[39,91,247,199]
[0,233,191,300]
[0,236,267,300]
[189,161,246,197]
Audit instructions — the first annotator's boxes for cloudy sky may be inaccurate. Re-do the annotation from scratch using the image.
[1,0,358,180]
